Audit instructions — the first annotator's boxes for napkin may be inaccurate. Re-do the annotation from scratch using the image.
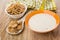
[40,0,56,10]
[9,0,56,10]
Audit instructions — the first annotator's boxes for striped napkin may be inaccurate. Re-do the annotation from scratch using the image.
[40,0,56,10]
[9,0,56,10]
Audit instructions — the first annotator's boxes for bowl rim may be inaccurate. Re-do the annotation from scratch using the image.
[25,10,60,33]
[5,2,27,16]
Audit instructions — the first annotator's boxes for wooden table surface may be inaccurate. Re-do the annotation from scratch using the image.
[0,0,60,40]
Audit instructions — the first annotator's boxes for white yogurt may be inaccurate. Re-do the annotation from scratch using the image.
[29,13,56,32]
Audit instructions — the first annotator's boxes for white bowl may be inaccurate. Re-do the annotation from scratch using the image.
[5,2,27,19]
[25,10,60,33]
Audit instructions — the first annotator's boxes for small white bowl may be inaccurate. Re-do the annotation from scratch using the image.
[6,20,24,35]
[5,2,27,19]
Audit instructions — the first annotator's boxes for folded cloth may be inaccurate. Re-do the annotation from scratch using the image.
[36,0,56,10]
[43,0,56,10]
[8,0,56,10]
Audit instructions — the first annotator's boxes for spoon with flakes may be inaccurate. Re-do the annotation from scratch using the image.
[6,19,25,35]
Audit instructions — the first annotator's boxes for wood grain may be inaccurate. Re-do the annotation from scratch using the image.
[0,0,60,40]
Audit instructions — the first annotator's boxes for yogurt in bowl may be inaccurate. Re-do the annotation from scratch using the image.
[25,10,60,33]
[29,14,56,32]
